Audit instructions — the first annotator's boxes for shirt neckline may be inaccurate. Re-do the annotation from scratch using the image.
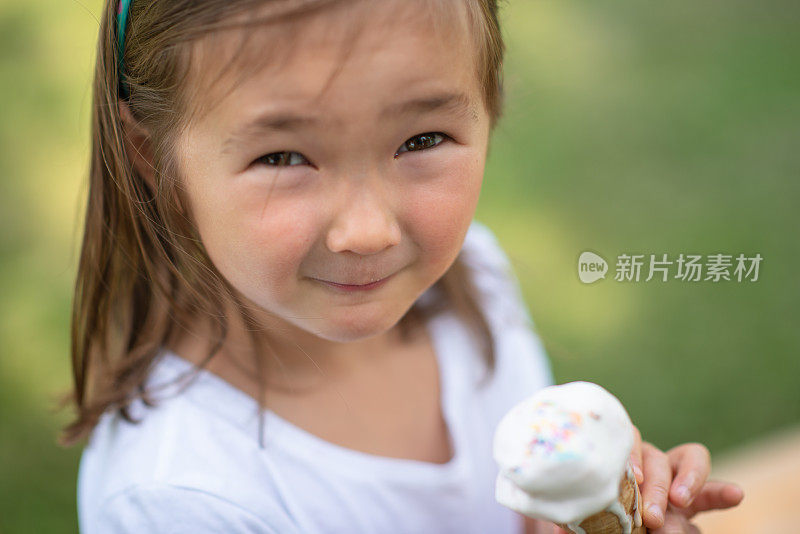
[150,309,470,484]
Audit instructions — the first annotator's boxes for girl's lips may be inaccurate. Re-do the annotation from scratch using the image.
[316,273,394,292]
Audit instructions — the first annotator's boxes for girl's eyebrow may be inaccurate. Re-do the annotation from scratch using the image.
[383,91,477,122]
[221,91,476,153]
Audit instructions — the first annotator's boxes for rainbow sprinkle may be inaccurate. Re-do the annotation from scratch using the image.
[523,401,595,462]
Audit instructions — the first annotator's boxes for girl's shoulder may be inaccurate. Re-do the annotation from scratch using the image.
[461,219,536,331]
[462,219,510,271]
[459,219,555,397]
[81,482,292,534]
[77,351,298,533]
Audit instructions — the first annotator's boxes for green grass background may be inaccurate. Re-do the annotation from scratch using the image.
[0,0,797,531]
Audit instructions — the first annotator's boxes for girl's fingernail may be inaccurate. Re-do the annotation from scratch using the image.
[678,474,696,505]
[633,465,643,481]
[647,503,663,523]
[676,485,691,505]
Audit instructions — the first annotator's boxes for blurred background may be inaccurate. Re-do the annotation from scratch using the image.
[0,0,797,532]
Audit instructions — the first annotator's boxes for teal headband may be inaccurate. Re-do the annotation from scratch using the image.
[116,0,133,98]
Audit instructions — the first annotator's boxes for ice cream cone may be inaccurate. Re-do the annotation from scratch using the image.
[555,465,646,534]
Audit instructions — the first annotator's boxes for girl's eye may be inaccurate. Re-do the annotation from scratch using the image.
[255,151,310,167]
[395,132,448,157]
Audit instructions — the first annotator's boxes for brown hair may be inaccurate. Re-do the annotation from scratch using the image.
[58,0,508,448]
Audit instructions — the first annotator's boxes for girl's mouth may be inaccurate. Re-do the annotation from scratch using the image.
[315,273,395,292]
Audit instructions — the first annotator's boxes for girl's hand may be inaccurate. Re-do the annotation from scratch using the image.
[628,427,745,533]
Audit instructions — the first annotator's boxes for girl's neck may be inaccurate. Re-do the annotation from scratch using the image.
[164,296,412,394]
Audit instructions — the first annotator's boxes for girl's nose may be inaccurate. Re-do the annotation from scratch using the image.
[326,185,401,255]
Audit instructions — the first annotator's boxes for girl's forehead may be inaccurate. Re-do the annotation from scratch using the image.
[182,0,480,129]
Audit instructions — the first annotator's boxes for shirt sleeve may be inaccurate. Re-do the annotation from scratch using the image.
[92,483,294,534]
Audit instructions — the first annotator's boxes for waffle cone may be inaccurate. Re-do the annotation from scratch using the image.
[556,467,646,534]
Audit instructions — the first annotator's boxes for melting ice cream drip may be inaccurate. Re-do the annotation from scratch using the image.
[563,465,641,534]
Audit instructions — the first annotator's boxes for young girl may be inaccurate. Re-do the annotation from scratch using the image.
[62,0,743,532]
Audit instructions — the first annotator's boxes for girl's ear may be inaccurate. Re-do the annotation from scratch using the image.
[118,101,157,193]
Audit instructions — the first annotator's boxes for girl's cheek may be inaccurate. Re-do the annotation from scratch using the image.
[253,206,318,269]
[402,144,484,208]
[194,181,316,293]
[224,172,318,253]
[399,146,484,259]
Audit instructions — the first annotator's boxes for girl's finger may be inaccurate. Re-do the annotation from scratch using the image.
[629,425,644,484]
[640,442,671,529]
[666,442,711,508]
[651,508,702,534]
[682,480,745,518]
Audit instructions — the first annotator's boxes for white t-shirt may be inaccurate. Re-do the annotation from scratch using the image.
[77,219,554,534]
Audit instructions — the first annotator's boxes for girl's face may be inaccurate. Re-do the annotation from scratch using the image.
[177,0,490,348]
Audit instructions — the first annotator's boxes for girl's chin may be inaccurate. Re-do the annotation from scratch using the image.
[310,307,412,344]
[317,320,398,344]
